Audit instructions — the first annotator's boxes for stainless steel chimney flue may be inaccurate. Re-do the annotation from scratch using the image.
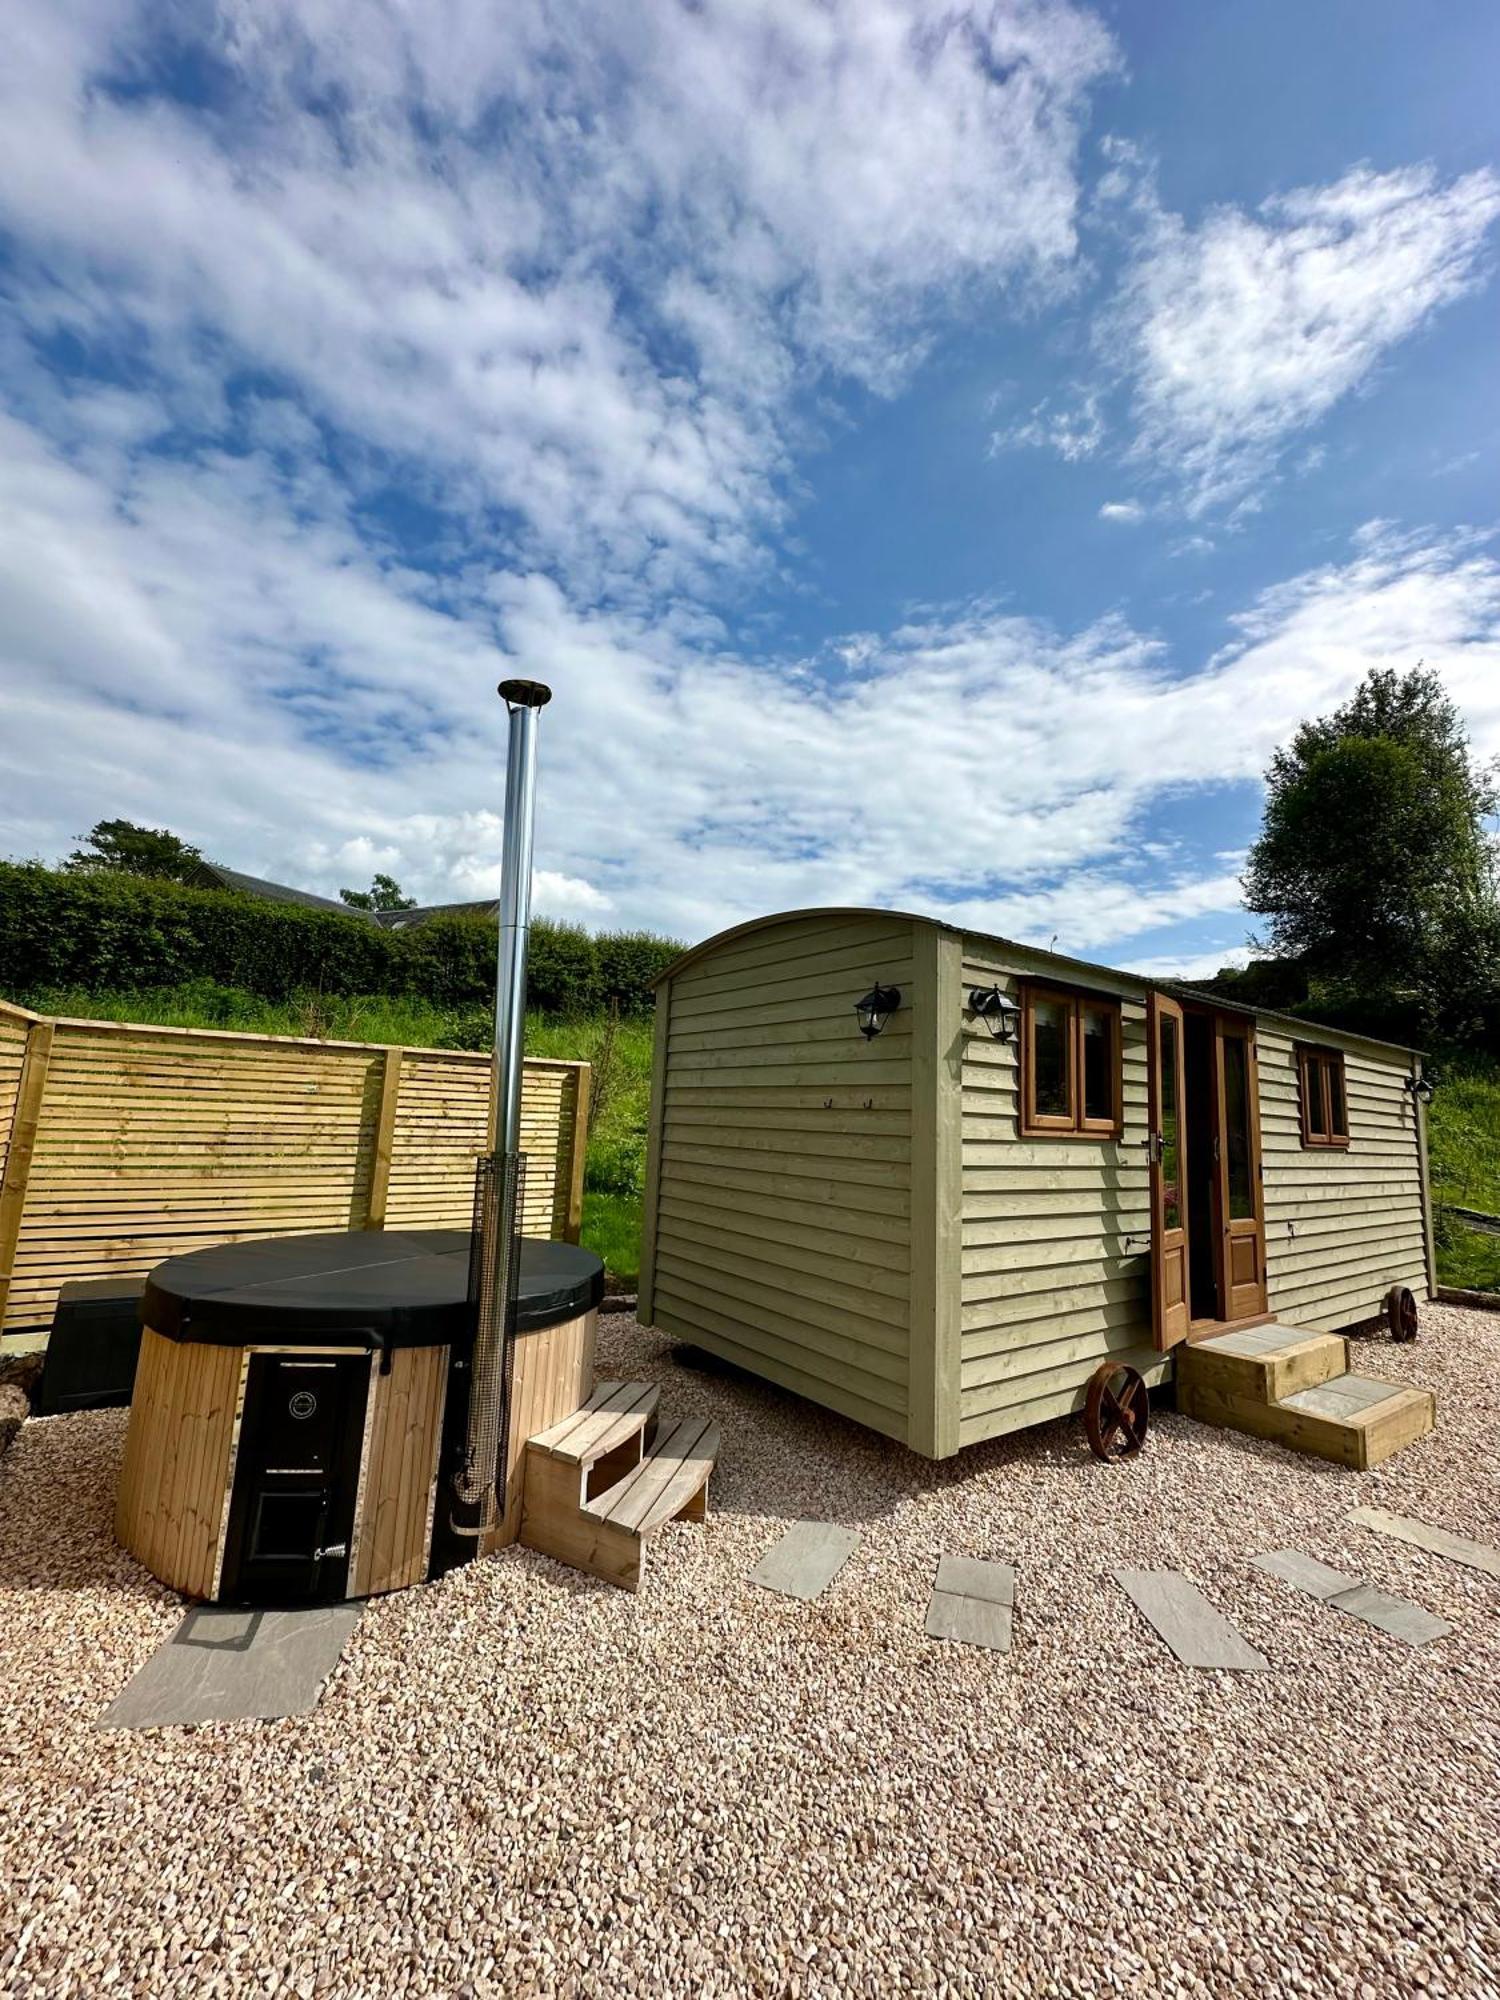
[491,679,552,1155]
[450,677,552,1541]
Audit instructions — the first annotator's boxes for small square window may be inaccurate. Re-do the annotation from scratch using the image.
[1021,985,1122,1139]
[1298,1046,1350,1149]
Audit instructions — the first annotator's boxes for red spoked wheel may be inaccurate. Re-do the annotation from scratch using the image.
[1085,1361,1150,1462]
[1386,1284,1420,1343]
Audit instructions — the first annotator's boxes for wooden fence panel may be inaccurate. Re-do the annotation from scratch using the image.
[0,1006,589,1344]
[383,1051,586,1241]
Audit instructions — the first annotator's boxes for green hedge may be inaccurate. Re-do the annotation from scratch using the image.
[0,862,680,1016]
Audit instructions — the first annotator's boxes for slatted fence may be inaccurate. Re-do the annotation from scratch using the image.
[0,999,589,1346]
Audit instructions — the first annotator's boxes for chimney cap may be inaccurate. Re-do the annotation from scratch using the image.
[498,678,552,710]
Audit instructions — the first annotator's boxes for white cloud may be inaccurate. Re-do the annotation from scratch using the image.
[1114,163,1500,510]
[4,388,1498,959]
[1099,499,1145,523]
[991,389,1104,462]
[0,0,1116,597]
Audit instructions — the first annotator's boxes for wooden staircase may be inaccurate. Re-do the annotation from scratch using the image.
[519,1380,720,1591]
[1176,1325,1435,1470]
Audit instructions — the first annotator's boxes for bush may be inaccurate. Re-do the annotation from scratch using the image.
[0,862,682,1017]
[584,1130,646,1199]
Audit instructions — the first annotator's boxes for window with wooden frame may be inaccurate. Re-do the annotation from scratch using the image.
[1298,1045,1350,1149]
[1020,984,1122,1139]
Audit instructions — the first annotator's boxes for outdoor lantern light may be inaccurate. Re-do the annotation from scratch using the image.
[967,984,1020,1041]
[854,983,902,1040]
[1404,1073,1436,1104]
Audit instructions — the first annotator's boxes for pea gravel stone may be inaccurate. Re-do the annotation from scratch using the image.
[2,1303,1498,1997]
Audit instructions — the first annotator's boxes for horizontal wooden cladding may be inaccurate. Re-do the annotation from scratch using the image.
[661,1050,913,1094]
[1,1005,586,1337]
[663,1112,909,1167]
[958,1349,1169,1448]
[961,1268,1145,1332]
[964,1288,1152,1368]
[669,963,918,1029]
[653,1248,909,1354]
[654,1153,911,1219]
[657,1208,909,1310]
[961,1319,1157,1399]
[953,942,1153,1436]
[657,1189,910,1271]
[663,1100,910,1141]
[1258,1028,1426,1329]
[662,1136,910,1193]
[671,917,915,996]
[651,1297,907,1432]
[652,916,916,1446]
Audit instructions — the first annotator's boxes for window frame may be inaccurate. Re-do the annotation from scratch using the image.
[1297,1044,1351,1150]
[1020,982,1123,1140]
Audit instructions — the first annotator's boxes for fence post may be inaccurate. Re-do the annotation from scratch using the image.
[364,1047,404,1231]
[0,1019,55,1331]
[564,1064,591,1245]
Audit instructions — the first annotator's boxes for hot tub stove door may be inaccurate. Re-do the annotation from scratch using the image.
[220,1353,370,1604]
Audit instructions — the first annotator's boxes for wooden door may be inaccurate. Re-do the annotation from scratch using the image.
[1215,1018,1268,1321]
[1148,992,1191,1350]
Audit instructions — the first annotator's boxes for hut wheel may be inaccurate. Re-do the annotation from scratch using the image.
[1084,1361,1149,1461]
[1385,1283,1420,1344]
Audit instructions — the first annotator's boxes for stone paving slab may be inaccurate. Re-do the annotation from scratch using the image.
[748,1521,861,1601]
[1113,1568,1268,1670]
[1281,1376,1400,1419]
[1349,1506,1500,1581]
[1253,1549,1451,1647]
[925,1557,1015,1653]
[100,1604,362,1730]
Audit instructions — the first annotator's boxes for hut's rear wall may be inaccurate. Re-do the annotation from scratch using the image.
[641,913,918,1442]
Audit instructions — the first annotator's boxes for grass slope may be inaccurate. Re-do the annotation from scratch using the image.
[20,983,1500,1294]
[1426,1056,1500,1292]
[22,983,652,1284]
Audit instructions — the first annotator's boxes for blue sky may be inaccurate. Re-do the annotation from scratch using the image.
[1,1,1497,974]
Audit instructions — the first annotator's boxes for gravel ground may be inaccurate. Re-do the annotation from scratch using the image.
[3,1303,1499,1999]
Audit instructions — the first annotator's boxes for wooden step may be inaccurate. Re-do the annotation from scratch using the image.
[1181,1372,1435,1470]
[519,1394,720,1592]
[1179,1325,1349,1407]
[586,1416,720,1537]
[528,1380,660,1468]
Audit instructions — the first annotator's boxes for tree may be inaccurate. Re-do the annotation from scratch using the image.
[64,818,204,884]
[1242,666,1500,1037]
[340,872,416,912]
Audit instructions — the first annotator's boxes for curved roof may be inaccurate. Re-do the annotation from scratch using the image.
[653,905,1420,1056]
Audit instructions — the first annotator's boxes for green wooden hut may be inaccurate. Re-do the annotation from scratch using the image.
[638,909,1437,1468]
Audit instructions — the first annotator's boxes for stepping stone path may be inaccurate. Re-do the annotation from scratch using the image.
[1253,1549,1452,1647]
[748,1521,860,1601]
[1113,1568,1268,1670]
[101,1604,362,1731]
[925,1556,1014,1653]
[1349,1505,1500,1580]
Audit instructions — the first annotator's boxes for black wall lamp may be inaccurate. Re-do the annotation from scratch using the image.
[854,983,902,1039]
[967,984,1020,1042]
[1404,1073,1436,1104]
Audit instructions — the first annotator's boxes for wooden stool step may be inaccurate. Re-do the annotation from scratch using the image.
[520,1403,721,1593]
[527,1380,660,1468]
[586,1416,720,1537]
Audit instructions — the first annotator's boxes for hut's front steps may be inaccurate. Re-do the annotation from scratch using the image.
[1177,1326,1434,1470]
[519,1380,719,1591]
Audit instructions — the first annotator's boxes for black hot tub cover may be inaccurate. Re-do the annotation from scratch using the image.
[142,1229,604,1347]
